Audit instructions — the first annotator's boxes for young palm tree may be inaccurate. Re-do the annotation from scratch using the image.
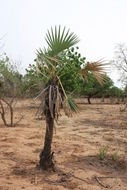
[36,26,106,170]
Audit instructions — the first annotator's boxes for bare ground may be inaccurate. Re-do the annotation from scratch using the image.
[0,99,127,190]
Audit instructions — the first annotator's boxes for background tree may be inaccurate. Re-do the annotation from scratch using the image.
[109,86,124,103]
[0,54,23,126]
[80,74,114,104]
[35,26,105,170]
[0,55,23,97]
[59,46,86,95]
[112,43,127,86]
[23,64,44,97]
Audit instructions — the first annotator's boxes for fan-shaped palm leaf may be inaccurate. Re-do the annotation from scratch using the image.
[45,26,79,56]
[82,60,108,84]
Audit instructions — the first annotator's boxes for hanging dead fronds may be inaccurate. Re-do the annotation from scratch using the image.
[55,86,62,120]
[49,85,54,119]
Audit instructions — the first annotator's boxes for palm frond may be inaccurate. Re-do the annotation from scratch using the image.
[36,58,40,75]
[63,97,78,117]
[82,60,108,84]
[45,26,79,56]
[49,85,54,118]
[55,86,62,120]
[37,49,64,78]
[37,51,56,80]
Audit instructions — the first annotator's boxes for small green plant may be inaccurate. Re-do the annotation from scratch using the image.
[112,152,118,161]
[98,146,108,160]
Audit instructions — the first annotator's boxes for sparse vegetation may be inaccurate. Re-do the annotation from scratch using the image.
[0,100,127,189]
[0,27,127,190]
[112,152,118,161]
[98,146,108,160]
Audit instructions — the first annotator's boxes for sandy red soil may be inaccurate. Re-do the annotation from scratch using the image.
[0,99,127,190]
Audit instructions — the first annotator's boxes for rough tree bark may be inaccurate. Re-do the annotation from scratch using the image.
[39,111,54,170]
[39,84,55,170]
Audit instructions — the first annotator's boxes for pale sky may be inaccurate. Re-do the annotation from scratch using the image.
[0,0,127,86]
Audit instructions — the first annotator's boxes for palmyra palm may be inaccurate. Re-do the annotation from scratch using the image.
[36,26,106,170]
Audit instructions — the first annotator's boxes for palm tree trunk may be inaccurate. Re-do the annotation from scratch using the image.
[39,84,55,170]
[39,109,54,170]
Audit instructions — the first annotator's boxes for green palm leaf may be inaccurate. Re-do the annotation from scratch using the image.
[45,26,79,56]
[64,97,78,116]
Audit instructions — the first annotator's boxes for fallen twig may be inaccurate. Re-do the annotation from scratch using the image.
[71,174,89,183]
[95,176,111,188]
[34,175,38,185]
[57,168,90,184]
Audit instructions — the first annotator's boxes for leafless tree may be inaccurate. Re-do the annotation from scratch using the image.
[112,43,127,86]
[0,97,23,127]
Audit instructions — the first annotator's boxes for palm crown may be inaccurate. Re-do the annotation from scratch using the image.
[36,26,106,118]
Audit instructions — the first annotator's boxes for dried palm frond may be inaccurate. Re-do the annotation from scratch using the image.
[35,99,45,119]
[49,85,54,118]
[34,86,49,100]
[37,51,60,81]
[35,86,50,119]
[36,61,40,76]
[82,60,108,84]
[55,86,62,120]
[56,75,79,117]
[45,55,62,65]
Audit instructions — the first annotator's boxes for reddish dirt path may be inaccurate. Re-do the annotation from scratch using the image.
[0,99,127,190]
